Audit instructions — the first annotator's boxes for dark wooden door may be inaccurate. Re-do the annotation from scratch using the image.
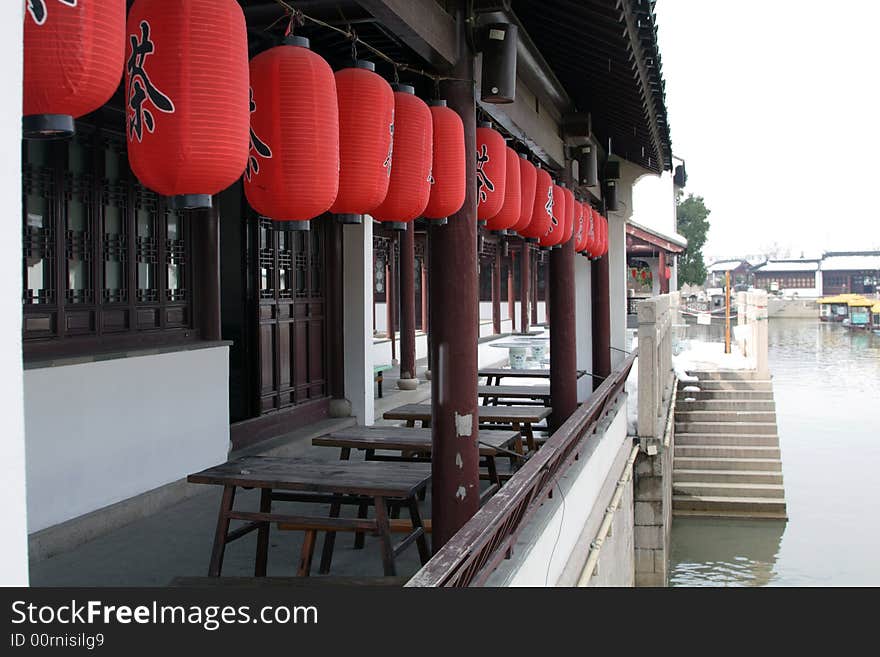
[256,218,327,414]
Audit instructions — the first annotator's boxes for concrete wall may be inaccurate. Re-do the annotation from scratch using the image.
[768,297,819,319]
[24,347,231,532]
[1,0,27,586]
[485,399,631,586]
[633,432,674,587]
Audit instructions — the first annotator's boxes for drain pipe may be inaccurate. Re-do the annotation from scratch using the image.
[576,442,641,586]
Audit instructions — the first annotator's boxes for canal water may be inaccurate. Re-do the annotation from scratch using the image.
[669,318,880,586]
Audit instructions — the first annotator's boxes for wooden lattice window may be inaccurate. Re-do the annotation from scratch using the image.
[22,117,198,358]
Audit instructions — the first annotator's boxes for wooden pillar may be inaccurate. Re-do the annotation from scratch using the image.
[326,218,345,401]
[399,223,417,384]
[492,252,502,334]
[549,173,578,431]
[198,205,222,341]
[520,240,530,334]
[659,250,668,294]
[507,252,516,332]
[421,252,428,332]
[385,257,395,362]
[430,9,480,550]
[592,255,612,390]
[531,257,539,325]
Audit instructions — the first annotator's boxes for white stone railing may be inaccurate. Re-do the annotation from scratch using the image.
[735,290,769,377]
[636,292,679,448]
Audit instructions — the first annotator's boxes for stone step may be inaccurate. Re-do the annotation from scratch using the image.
[673,481,785,499]
[673,495,787,519]
[686,370,761,381]
[676,399,776,412]
[673,469,784,484]
[673,456,783,472]
[679,380,773,391]
[675,433,780,446]
[679,390,775,401]
[675,421,778,435]
[673,507,788,520]
[675,444,781,459]
[675,410,777,423]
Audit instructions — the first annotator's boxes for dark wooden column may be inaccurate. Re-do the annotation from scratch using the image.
[520,240,530,334]
[399,223,416,381]
[507,252,516,332]
[549,239,578,432]
[386,247,396,362]
[531,258,539,326]
[430,10,479,550]
[492,252,502,334]
[592,255,612,390]
[420,252,428,332]
[544,257,551,328]
[198,205,221,341]
[658,250,668,294]
[326,218,345,400]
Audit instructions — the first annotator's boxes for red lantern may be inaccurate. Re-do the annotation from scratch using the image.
[330,61,393,224]
[372,85,432,229]
[511,155,537,235]
[423,100,466,221]
[24,0,125,139]
[487,147,522,232]
[521,167,553,240]
[476,123,506,221]
[665,266,672,280]
[584,207,596,257]
[561,187,575,245]
[573,201,587,252]
[540,183,566,247]
[245,37,339,229]
[599,214,609,257]
[126,0,249,209]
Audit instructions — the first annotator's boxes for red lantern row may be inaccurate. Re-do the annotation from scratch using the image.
[24,0,126,138]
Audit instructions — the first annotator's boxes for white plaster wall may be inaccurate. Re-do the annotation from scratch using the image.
[1,1,27,586]
[24,348,230,532]
[575,256,593,402]
[488,402,629,586]
[344,220,375,425]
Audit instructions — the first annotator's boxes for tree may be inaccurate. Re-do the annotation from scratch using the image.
[676,193,711,286]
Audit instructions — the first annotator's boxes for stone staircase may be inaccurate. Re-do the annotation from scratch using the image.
[673,370,787,520]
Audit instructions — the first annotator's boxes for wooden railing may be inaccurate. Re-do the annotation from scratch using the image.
[405,352,637,587]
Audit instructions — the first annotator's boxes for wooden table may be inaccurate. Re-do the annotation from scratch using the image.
[314,426,521,499]
[477,384,551,406]
[382,403,551,454]
[479,369,587,386]
[187,456,431,578]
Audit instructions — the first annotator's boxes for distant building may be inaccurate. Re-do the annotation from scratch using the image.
[706,259,752,288]
[751,258,822,297]
[819,252,880,296]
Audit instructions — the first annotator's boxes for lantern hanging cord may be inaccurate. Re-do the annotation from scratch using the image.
[270,0,471,84]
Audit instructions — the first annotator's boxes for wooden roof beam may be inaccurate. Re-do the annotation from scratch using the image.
[618,0,668,170]
[353,0,458,70]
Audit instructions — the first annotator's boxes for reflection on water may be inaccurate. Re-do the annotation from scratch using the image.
[670,319,880,586]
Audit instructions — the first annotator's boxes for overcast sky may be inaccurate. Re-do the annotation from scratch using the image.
[641,0,880,263]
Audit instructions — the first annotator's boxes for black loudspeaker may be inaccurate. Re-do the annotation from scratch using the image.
[674,163,687,188]
[604,180,619,212]
[604,160,620,181]
[480,23,517,104]
[578,144,598,187]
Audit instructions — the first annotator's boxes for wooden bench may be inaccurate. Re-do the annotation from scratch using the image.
[187,456,431,578]
[170,576,408,587]
[374,364,393,397]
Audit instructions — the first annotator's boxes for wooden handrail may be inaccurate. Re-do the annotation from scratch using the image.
[406,351,638,587]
